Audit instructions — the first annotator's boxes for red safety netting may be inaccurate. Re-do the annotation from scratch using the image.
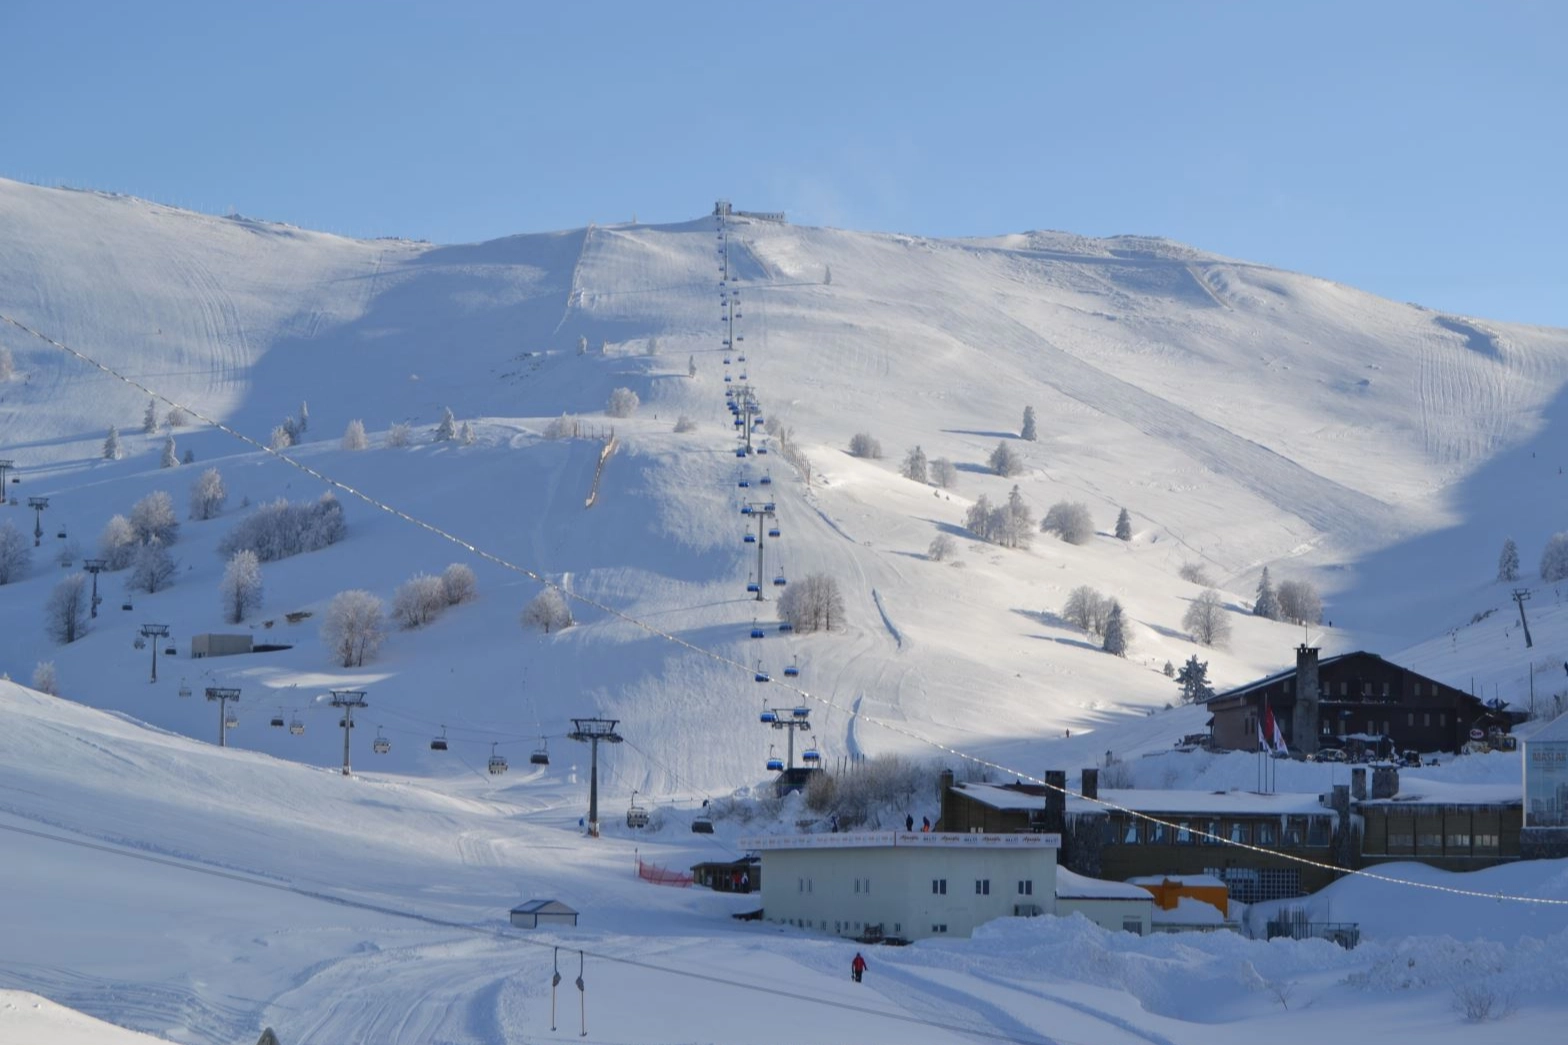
[637,858,693,887]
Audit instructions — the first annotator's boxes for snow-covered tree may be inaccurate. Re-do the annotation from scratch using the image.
[45,574,89,644]
[1175,655,1214,703]
[1114,507,1132,541]
[458,421,476,445]
[930,457,958,489]
[342,419,368,451]
[31,660,57,696]
[188,467,227,521]
[776,573,845,633]
[129,491,179,546]
[386,422,411,448]
[673,415,697,433]
[965,495,995,542]
[269,425,293,451]
[441,563,477,605]
[0,521,31,585]
[1178,562,1213,586]
[1254,566,1281,620]
[103,426,123,461]
[901,445,928,483]
[999,485,1035,549]
[577,335,588,356]
[0,346,13,381]
[988,440,1023,477]
[1162,659,1175,677]
[1063,585,1110,636]
[543,413,579,440]
[607,388,640,418]
[218,493,344,563]
[297,400,309,433]
[848,432,882,459]
[1042,501,1094,545]
[219,549,263,624]
[99,514,138,570]
[521,587,574,633]
[434,407,457,441]
[143,399,158,434]
[165,406,188,428]
[392,573,448,629]
[1498,538,1520,582]
[182,449,195,465]
[1102,599,1128,656]
[1276,579,1324,625]
[128,538,177,593]
[321,589,386,667]
[823,264,832,285]
[1020,405,1038,442]
[927,533,957,562]
[688,355,697,378]
[1183,588,1231,648]
[644,336,659,356]
[160,435,178,468]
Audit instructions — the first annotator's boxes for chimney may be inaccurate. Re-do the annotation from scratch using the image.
[1292,645,1321,757]
[1043,770,1067,833]
[938,768,955,798]
[1081,768,1099,801]
[1372,765,1399,800]
[1350,767,1367,801]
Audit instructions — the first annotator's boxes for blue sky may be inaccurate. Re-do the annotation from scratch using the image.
[3,1,1564,326]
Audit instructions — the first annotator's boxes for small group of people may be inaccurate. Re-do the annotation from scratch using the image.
[903,814,931,832]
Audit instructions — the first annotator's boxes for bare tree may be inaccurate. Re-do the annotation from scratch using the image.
[776,573,845,632]
[31,660,57,696]
[342,419,369,451]
[100,514,139,570]
[930,457,958,489]
[521,587,575,633]
[219,549,263,624]
[269,425,294,451]
[1183,588,1232,648]
[393,573,448,629]
[385,422,411,448]
[165,406,188,428]
[129,491,180,546]
[927,533,957,562]
[1063,585,1111,635]
[901,445,929,483]
[1042,501,1094,544]
[0,521,31,584]
[1178,561,1213,586]
[321,590,386,667]
[128,538,178,593]
[441,562,478,605]
[1276,579,1323,625]
[188,467,227,520]
[988,440,1023,477]
[45,574,90,644]
[607,387,640,418]
[848,432,883,459]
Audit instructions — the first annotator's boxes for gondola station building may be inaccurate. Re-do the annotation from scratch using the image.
[739,830,1060,941]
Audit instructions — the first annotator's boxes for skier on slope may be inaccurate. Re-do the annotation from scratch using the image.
[851,952,867,983]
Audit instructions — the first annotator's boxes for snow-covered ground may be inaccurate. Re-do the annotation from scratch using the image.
[4,178,1568,1040]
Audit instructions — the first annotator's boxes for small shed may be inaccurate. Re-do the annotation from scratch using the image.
[191,633,253,658]
[1054,868,1154,936]
[691,856,760,893]
[510,899,578,929]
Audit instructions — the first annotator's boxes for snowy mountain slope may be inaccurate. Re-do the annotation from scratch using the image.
[4,177,1568,798]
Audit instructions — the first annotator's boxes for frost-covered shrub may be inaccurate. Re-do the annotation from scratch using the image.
[321,590,385,667]
[0,521,30,585]
[1178,561,1213,586]
[673,415,697,433]
[441,563,477,605]
[392,573,448,629]
[1042,501,1094,545]
[342,419,369,451]
[386,422,411,448]
[1541,532,1568,582]
[927,533,957,562]
[804,754,937,829]
[129,491,180,546]
[607,387,640,418]
[217,492,345,563]
[848,432,882,459]
[1276,579,1323,625]
[100,515,139,570]
[188,467,227,521]
[521,587,574,633]
[543,413,580,440]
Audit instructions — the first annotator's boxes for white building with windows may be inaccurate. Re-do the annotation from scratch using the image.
[740,830,1059,941]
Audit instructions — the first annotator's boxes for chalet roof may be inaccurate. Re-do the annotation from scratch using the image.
[1206,650,1480,706]
[1358,779,1521,808]
[1056,868,1153,900]
[511,899,577,916]
[1526,711,1568,744]
[954,782,1328,816]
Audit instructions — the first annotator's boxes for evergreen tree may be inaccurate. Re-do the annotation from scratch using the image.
[988,440,1022,477]
[342,419,369,451]
[143,399,158,434]
[688,354,697,378]
[1101,599,1128,656]
[1175,655,1214,703]
[160,435,178,468]
[1020,405,1038,442]
[102,426,122,461]
[458,421,476,445]
[434,407,457,441]
[1114,507,1132,541]
[1498,538,1520,582]
[1254,565,1281,620]
[298,400,309,433]
[901,445,928,483]
[1162,659,1175,677]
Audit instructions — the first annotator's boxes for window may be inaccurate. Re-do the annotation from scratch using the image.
[798,877,804,893]
[932,878,947,895]
[1284,817,1305,846]
[1424,713,1431,727]
[1366,718,1376,735]
[1229,821,1251,845]
[1446,833,1471,851]
[975,879,991,895]
[1408,713,1414,726]
[1474,833,1499,851]
[835,920,841,932]
[854,879,860,894]
[1175,820,1193,844]
[1256,820,1278,846]
[1439,713,1447,727]
[1417,831,1443,851]
[894,922,902,933]
[1122,917,1144,935]
[1121,819,1141,844]
[932,924,948,934]
[1414,681,1422,696]
[1383,721,1391,737]
[1340,682,1348,696]
[1383,682,1390,697]
[1148,821,1168,844]
[1362,681,1372,696]
[1018,880,1033,895]
[1307,817,1331,846]
[1388,831,1414,851]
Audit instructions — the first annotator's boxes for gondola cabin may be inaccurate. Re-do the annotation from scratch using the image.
[373,736,391,755]
[431,727,449,752]
[750,625,765,639]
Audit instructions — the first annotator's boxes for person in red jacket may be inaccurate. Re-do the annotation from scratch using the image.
[851,952,867,983]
